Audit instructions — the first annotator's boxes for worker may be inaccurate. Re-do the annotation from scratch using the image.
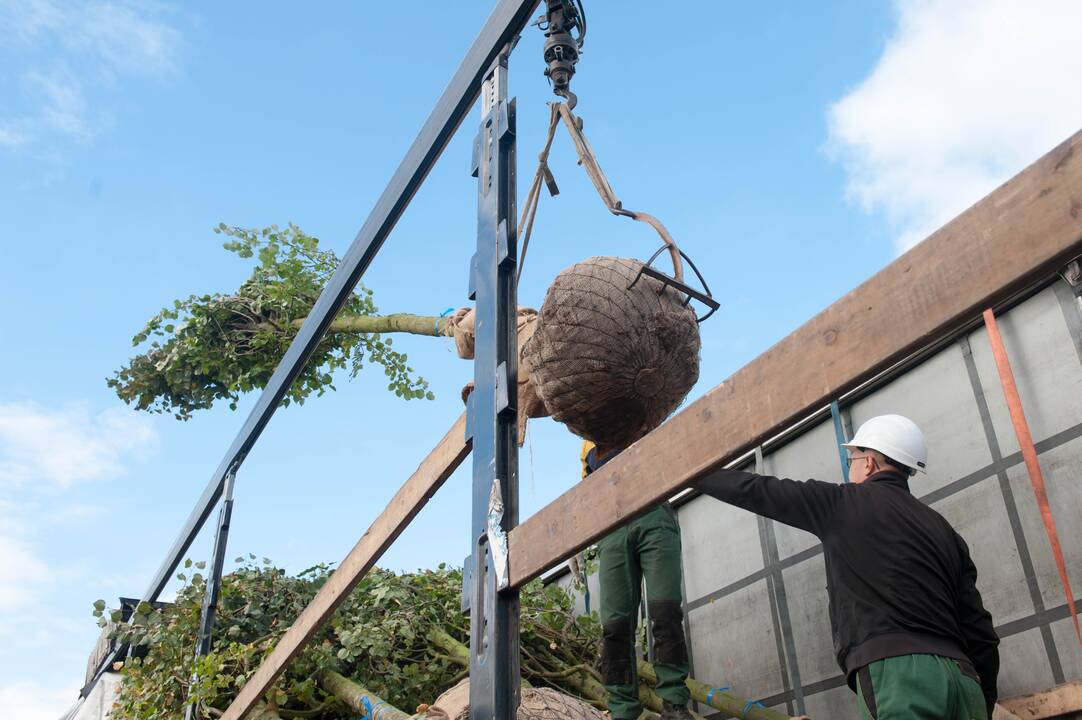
[697,414,1000,719]
[582,440,694,720]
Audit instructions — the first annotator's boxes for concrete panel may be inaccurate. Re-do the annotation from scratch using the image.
[849,342,993,497]
[782,553,836,686]
[765,421,841,560]
[802,683,858,720]
[1008,436,1082,611]
[967,287,1082,456]
[686,579,788,702]
[998,627,1057,699]
[933,475,1034,624]
[1051,615,1082,683]
[678,493,764,603]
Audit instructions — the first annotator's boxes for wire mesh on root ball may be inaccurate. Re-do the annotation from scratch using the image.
[522,256,701,450]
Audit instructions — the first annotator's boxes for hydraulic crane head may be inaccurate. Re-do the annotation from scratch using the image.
[538,0,586,108]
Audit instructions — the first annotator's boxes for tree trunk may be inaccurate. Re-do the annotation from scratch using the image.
[292,313,454,337]
[638,660,789,720]
[426,627,794,720]
[318,670,411,720]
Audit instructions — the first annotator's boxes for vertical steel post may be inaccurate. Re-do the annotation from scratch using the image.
[830,400,851,483]
[185,469,237,720]
[467,49,521,720]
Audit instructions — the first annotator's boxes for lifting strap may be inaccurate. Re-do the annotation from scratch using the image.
[516,102,684,282]
[983,308,1082,647]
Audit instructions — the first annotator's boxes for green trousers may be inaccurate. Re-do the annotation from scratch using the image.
[856,654,988,720]
[597,504,690,719]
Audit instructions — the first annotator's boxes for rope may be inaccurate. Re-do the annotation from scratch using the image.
[983,308,1081,647]
[517,101,685,283]
[555,103,684,281]
[517,103,561,283]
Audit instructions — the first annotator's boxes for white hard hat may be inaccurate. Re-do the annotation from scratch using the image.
[842,414,927,474]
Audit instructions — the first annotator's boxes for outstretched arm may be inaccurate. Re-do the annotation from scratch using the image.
[697,469,844,537]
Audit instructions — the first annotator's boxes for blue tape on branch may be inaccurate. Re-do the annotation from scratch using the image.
[742,699,765,717]
[360,697,388,719]
[704,686,730,706]
[436,306,455,335]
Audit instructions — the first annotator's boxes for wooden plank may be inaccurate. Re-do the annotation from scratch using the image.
[1000,681,1082,719]
[508,129,1082,588]
[221,414,471,720]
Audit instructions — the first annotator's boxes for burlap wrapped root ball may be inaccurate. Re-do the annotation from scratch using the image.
[522,256,700,449]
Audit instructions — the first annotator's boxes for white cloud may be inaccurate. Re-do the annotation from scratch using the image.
[0,403,150,720]
[0,530,50,613]
[0,679,80,720]
[0,0,184,149]
[0,402,155,489]
[827,0,1082,253]
[24,64,93,141]
[0,403,155,615]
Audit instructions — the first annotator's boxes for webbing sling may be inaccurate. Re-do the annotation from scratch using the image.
[983,308,1081,646]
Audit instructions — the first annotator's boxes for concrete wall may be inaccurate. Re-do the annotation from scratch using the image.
[557,278,1082,718]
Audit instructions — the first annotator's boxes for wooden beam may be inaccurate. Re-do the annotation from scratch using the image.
[220,414,471,720]
[1000,681,1082,719]
[507,129,1082,588]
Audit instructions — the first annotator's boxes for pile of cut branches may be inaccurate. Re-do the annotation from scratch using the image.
[101,559,601,719]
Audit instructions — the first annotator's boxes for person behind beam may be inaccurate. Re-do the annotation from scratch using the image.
[581,440,694,720]
[697,414,1000,720]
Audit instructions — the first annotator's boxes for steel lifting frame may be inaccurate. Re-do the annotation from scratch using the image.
[467,51,521,718]
[80,2,540,717]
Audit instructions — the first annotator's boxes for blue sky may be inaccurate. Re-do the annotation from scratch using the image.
[2,1,1081,717]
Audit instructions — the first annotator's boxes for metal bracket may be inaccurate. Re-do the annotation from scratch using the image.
[627,244,721,323]
[1063,258,1082,298]
[497,220,514,269]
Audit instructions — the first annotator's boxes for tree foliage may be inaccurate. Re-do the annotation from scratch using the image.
[108,224,433,420]
[99,559,601,719]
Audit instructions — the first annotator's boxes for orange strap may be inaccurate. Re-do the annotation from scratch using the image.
[983,308,1081,646]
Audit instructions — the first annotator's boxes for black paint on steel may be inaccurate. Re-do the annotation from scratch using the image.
[959,334,1065,684]
[184,470,237,720]
[81,0,541,698]
[468,52,521,720]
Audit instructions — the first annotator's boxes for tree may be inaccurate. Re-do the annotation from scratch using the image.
[108,224,447,420]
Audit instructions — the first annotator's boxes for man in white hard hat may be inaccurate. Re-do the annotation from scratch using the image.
[697,414,1000,719]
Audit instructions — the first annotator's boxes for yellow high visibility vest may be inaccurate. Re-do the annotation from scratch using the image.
[580,440,595,479]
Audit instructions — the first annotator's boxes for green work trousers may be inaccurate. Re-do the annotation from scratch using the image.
[597,504,690,719]
[856,654,988,720]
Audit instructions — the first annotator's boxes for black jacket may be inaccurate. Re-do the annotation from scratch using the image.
[699,468,1000,712]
